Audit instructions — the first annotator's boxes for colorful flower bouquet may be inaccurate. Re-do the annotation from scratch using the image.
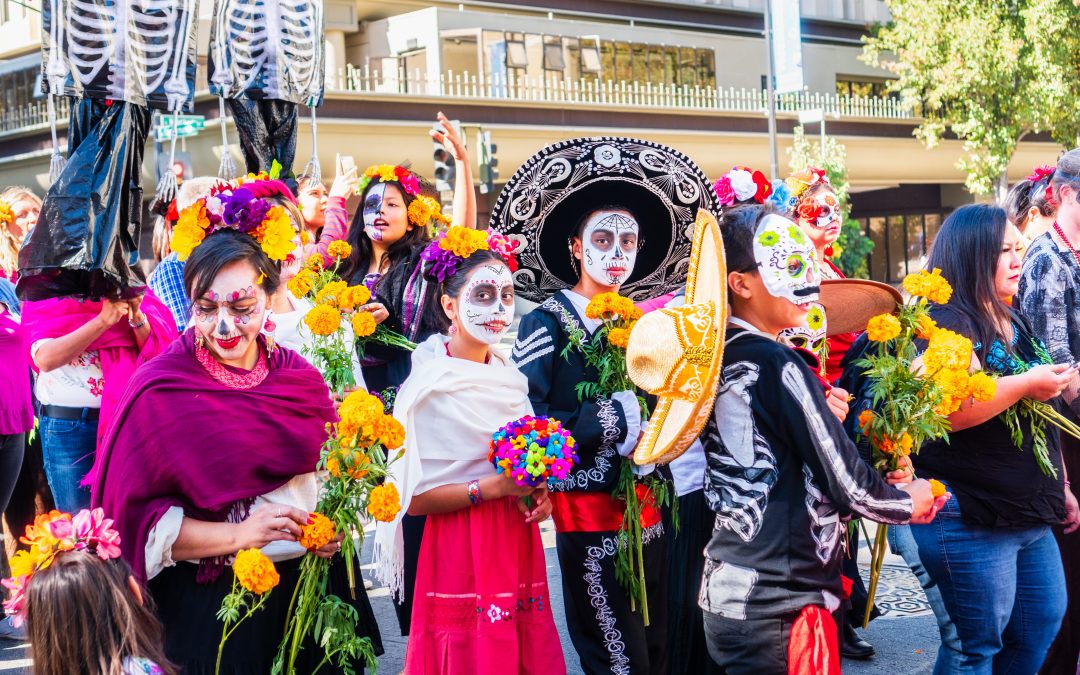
[855,268,997,626]
[289,241,415,396]
[561,291,671,626]
[273,390,405,674]
[489,415,579,488]
[216,548,280,675]
[2,508,122,627]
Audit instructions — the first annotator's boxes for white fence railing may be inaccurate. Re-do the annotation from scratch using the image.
[0,67,914,135]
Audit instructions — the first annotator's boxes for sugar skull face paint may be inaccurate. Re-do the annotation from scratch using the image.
[812,191,841,232]
[192,261,269,363]
[580,210,639,287]
[780,303,828,360]
[457,263,515,345]
[753,214,820,305]
[363,182,388,242]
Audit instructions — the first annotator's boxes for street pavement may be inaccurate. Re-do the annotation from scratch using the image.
[0,521,942,674]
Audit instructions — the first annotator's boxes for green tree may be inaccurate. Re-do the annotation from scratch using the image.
[788,126,875,279]
[862,0,1056,197]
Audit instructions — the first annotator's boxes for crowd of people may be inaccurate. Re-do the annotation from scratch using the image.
[0,121,1078,675]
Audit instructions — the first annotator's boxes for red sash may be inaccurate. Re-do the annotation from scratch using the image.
[550,484,662,533]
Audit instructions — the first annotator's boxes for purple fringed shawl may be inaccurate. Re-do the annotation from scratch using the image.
[89,330,334,581]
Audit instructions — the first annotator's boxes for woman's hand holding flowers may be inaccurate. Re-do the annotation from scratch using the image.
[1023,363,1076,401]
[902,479,950,525]
[235,503,308,551]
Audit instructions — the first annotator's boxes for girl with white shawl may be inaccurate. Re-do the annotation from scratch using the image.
[373,231,566,675]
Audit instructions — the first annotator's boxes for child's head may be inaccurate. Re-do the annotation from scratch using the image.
[721,204,821,336]
[296,175,328,232]
[26,551,173,675]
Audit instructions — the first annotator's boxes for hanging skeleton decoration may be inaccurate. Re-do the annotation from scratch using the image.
[209,0,325,184]
[23,0,199,300]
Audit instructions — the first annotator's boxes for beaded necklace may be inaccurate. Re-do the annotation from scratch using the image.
[1053,221,1080,268]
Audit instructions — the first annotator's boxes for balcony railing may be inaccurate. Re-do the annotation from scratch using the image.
[0,66,914,136]
[333,66,915,120]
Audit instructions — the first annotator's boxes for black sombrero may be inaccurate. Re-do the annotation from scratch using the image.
[488,137,720,303]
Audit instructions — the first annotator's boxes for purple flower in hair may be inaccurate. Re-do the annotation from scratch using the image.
[220,188,272,233]
[420,238,460,283]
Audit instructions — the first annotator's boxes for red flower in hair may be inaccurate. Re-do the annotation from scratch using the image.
[796,198,822,222]
[751,171,773,203]
[1027,165,1054,183]
[810,167,830,184]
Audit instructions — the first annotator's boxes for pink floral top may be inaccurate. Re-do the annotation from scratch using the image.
[302,195,349,259]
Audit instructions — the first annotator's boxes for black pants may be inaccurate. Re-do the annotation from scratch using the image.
[227,98,298,182]
[665,490,722,675]
[556,527,669,675]
[1042,433,1080,674]
[704,611,795,675]
[0,433,25,515]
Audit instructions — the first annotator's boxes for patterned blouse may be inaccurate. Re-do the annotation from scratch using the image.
[1017,232,1080,415]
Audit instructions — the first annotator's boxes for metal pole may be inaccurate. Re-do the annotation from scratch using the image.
[819,119,826,165]
[763,0,779,182]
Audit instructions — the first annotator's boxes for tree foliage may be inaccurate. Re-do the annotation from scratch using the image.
[788,126,875,278]
[861,0,1072,196]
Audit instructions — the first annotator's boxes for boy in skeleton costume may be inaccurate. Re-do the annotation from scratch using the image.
[22,0,198,299]
[490,137,719,675]
[209,0,324,182]
[698,205,946,674]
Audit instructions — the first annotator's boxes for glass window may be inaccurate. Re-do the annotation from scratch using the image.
[631,43,647,85]
[506,33,528,69]
[580,39,601,74]
[868,217,887,283]
[600,40,615,81]
[906,214,925,275]
[543,38,566,71]
[679,47,697,87]
[887,215,906,282]
[698,49,716,88]
[614,42,632,82]
[924,213,943,248]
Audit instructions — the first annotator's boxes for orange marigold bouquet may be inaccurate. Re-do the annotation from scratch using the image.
[290,244,414,397]
[274,389,405,674]
[855,268,996,626]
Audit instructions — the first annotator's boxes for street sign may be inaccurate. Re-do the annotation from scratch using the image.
[770,0,804,94]
[798,108,824,125]
[155,114,205,142]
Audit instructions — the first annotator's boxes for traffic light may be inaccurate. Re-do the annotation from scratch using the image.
[477,129,499,195]
[433,120,460,193]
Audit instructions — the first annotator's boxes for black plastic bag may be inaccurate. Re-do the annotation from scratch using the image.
[227,98,298,185]
[18,99,152,301]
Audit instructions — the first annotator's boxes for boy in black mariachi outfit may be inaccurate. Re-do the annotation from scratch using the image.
[490,137,720,675]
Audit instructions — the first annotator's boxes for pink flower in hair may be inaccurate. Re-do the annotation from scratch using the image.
[73,508,122,560]
[713,176,736,206]
[398,172,421,198]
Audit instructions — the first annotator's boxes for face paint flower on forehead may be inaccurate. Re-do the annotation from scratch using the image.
[459,263,515,345]
[580,209,640,287]
[752,214,820,304]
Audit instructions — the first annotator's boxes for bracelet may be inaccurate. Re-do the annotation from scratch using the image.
[128,315,147,329]
[467,479,482,505]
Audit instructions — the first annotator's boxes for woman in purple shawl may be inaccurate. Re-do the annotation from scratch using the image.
[91,229,382,673]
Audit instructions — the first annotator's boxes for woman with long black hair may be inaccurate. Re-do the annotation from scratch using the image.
[910,203,1080,673]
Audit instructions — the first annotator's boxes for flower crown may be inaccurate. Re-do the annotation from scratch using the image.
[170,178,298,262]
[420,226,520,284]
[356,164,422,198]
[786,167,831,200]
[712,166,772,207]
[2,508,122,627]
[0,199,13,227]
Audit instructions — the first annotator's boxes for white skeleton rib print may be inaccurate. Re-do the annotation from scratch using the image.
[704,361,779,543]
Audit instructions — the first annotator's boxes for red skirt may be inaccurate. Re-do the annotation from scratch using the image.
[404,496,566,675]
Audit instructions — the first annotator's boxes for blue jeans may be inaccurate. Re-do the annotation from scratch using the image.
[890,524,962,674]
[909,495,1066,674]
[40,413,97,513]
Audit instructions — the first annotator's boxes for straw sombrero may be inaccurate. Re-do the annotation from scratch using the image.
[488,137,721,303]
[626,209,726,465]
[819,279,902,335]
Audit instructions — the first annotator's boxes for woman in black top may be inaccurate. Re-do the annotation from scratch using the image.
[909,204,1080,674]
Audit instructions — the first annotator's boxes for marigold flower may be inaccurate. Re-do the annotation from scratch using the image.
[608,327,631,348]
[409,195,450,227]
[304,304,341,336]
[338,285,372,311]
[923,329,973,373]
[378,164,399,183]
[375,414,405,450]
[299,513,335,550]
[287,270,315,298]
[327,450,370,480]
[351,311,377,338]
[897,433,913,456]
[866,314,901,343]
[967,371,996,403]
[327,240,352,261]
[438,226,489,258]
[0,200,12,226]
[316,281,348,307]
[929,479,947,498]
[367,483,401,523]
[877,435,897,454]
[857,409,875,431]
[903,268,953,305]
[170,204,211,261]
[232,548,279,595]
[254,206,297,261]
[915,313,937,340]
[306,253,325,270]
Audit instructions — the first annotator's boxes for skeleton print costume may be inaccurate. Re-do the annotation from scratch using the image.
[209,0,325,178]
[514,291,669,675]
[701,324,912,622]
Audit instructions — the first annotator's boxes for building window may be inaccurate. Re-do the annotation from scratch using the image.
[505,32,528,69]
[858,212,947,284]
[0,67,39,119]
[543,36,566,71]
[836,76,896,99]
